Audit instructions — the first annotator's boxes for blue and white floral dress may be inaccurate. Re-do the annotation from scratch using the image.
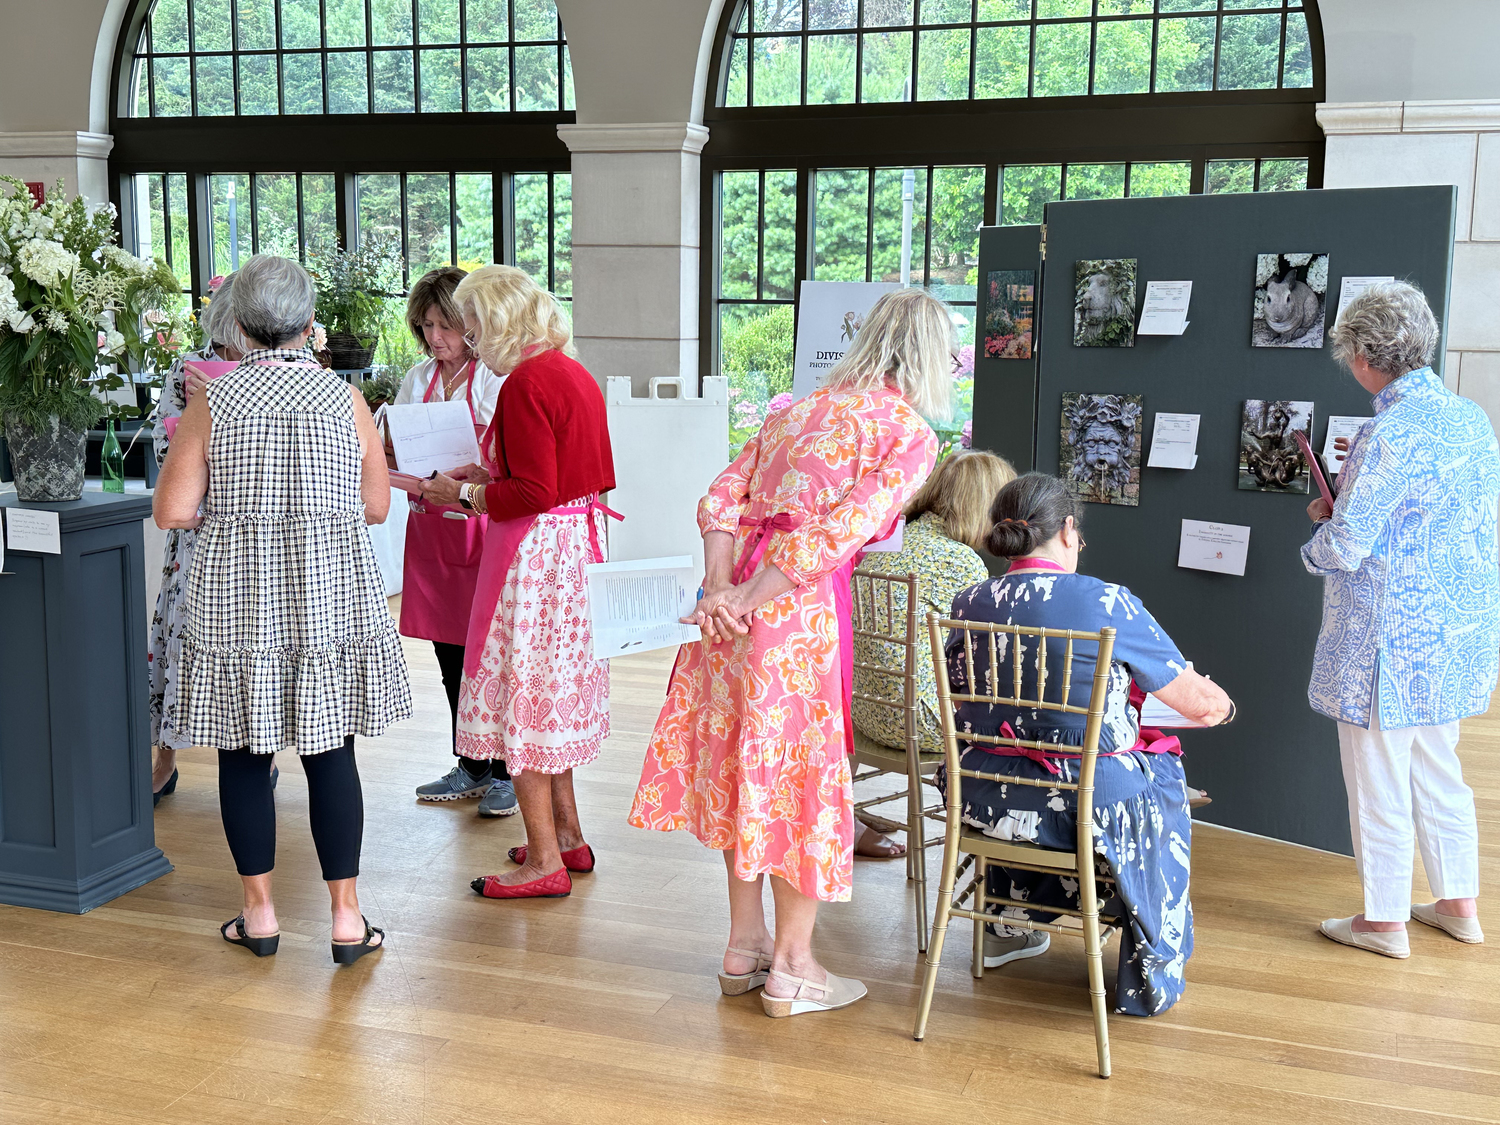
[941,572,1194,1016]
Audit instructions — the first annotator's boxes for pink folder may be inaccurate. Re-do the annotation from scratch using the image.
[162,361,242,441]
[1293,429,1335,509]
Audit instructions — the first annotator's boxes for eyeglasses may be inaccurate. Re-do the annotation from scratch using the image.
[950,352,962,372]
[463,330,478,350]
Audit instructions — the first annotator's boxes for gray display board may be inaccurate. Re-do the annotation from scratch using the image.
[978,186,1457,854]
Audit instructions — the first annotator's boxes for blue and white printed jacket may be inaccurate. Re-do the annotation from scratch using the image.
[1302,367,1500,728]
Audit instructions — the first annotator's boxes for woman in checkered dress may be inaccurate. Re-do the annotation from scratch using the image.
[154,254,412,964]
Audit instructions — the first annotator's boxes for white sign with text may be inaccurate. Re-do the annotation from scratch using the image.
[791,280,900,401]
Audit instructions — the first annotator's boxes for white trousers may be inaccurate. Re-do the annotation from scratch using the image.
[1336,714,1480,921]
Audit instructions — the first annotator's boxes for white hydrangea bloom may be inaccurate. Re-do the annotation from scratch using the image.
[1255,254,1279,287]
[102,244,152,276]
[8,309,34,332]
[1283,252,1313,268]
[17,239,80,289]
[104,329,126,355]
[1304,254,1329,294]
[43,309,69,333]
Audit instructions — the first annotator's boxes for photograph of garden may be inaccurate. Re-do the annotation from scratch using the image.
[985,269,1035,359]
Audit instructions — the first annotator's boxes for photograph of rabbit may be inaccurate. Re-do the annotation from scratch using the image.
[1252,253,1329,348]
[1073,258,1137,347]
[1238,398,1313,494]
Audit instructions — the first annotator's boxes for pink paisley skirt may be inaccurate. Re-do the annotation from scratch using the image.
[455,505,610,774]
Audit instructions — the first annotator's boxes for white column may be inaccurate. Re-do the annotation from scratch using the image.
[0,131,115,207]
[558,122,709,395]
[1318,100,1500,428]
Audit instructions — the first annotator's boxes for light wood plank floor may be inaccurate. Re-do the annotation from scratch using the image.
[2,618,1497,1124]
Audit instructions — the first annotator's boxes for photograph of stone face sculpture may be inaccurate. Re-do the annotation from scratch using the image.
[985,269,1034,359]
[1060,392,1144,507]
[1073,259,1137,347]
[1239,398,1313,494]
[1252,253,1328,348]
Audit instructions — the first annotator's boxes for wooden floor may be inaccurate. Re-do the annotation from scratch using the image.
[2,619,1498,1124]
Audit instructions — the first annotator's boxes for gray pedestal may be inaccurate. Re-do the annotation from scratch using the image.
[0,491,172,912]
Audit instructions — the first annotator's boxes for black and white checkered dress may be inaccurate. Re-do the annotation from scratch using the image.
[170,348,413,754]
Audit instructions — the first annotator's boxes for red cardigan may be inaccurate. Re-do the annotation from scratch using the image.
[481,349,615,521]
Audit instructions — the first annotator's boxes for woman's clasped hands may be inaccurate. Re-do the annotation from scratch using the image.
[682,583,755,643]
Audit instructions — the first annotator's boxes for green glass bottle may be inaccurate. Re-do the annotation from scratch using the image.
[101,419,125,493]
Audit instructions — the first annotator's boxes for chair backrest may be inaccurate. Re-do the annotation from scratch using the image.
[850,568,922,754]
[926,612,1117,846]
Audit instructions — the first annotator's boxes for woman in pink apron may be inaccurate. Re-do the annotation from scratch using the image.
[391,269,517,817]
[419,265,616,901]
[628,289,950,1019]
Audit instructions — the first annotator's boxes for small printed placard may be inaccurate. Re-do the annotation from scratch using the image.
[1178,519,1249,577]
[5,507,61,554]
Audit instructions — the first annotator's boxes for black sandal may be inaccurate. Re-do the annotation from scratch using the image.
[331,915,385,965]
[221,915,279,957]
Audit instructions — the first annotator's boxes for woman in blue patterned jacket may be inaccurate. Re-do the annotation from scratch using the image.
[1306,281,1499,958]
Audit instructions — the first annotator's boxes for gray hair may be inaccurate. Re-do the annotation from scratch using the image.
[234,254,316,348]
[1331,280,1440,378]
[196,270,249,354]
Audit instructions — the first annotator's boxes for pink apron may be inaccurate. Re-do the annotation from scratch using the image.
[398,361,488,646]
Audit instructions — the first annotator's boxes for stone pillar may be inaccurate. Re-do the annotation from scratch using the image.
[1318,100,1500,425]
[558,122,709,395]
[0,131,114,206]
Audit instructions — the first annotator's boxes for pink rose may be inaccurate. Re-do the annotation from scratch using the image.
[96,331,106,349]
[208,275,226,293]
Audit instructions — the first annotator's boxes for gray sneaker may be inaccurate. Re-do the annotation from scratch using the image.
[477,778,520,817]
[416,764,493,802]
[982,928,1051,969]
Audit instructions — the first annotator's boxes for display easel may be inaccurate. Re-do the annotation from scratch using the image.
[970,186,1458,854]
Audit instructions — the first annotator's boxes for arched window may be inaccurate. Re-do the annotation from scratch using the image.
[110,0,575,373]
[703,0,1325,452]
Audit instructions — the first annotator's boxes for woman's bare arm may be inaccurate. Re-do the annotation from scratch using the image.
[153,393,211,529]
[1153,667,1233,727]
[353,389,390,524]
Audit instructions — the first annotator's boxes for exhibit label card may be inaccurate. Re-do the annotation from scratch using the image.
[1146,412,1200,470]
[1178,519,1249,577]
[1136,281,1192,336]
[5,507,61,554]
[1322,415,1369,475]
[1335,276,1394,323]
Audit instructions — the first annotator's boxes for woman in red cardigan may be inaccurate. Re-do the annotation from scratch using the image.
[421,265,616,900]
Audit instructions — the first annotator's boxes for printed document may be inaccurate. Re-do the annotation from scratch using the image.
[1136,281,1192,336]
[1146,412,1200,469]
[1335,276,1394,323]
[1177,519,1249,577]
[1139,693,1208,728]
[587,556,700,658]
[1322,415,1368,476]
[384,400,481,478]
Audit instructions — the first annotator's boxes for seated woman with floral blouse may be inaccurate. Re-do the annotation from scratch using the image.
[941,472,1233,1016]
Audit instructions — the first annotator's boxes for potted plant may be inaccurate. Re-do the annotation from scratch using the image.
[307,230,401,371]
[0,178,188,501]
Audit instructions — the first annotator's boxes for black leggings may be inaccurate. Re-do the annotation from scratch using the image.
[218,737,363,881]
[433,641,510,782]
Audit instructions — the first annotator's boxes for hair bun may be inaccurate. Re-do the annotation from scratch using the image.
[987,519,1041,559]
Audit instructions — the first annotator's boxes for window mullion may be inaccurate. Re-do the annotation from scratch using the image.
[922,165,933,289]
[459,0,469,110]
[450,172,459,268]
[910,0,920,103]
[399,172,410,287]
[756,168,766,303]
[248,174,259,255]
[296,174,307,262]
[864,166,874,284]
[547,173,556,292]
[187,0,199,113]
[508,0,517,111]
[366,0,376,112]
[854,1,863,104]
[320,0,330,113]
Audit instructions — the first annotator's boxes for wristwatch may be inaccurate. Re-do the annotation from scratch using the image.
[458,483,476,511]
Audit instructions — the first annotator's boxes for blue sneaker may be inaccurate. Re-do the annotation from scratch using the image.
[477,778,519,817]
[416,764,493,802]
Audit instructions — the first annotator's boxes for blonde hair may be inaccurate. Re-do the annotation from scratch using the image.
[406,266,470,357]
[824,288,955,421]
[904,449,1016,553]
[453,265,574,374]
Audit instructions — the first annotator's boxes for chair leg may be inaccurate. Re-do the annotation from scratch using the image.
[1082,902,1112,1079]
[913,828,961,1041]
[971,856,986,979]
[908,769,928,954]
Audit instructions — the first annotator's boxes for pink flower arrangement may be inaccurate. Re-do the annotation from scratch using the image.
[953,344,974,380]
[768,392,793,413]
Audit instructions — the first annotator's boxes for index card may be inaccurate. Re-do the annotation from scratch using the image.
[1147,412,1200,470]
[1178,519,1249,577]
[5,507,61,554]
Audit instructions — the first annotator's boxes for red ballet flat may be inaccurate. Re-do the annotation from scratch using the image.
[507,843,595,873]
[471,868,572,899]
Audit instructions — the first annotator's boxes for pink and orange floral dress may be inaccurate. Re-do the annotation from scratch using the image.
[628,384,936,902]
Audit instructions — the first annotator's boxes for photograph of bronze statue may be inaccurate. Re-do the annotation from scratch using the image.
[1239,398,1313,493]
[1252,253,1328,348]
[1060,392,1144,506]
[1073,258,1137,347]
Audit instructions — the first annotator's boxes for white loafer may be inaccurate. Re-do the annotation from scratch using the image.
[1319,915,1410,959]
[1411,903,1484,944]
[760,969,867,1018]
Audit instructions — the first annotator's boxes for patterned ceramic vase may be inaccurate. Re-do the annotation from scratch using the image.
[3,413,87,501]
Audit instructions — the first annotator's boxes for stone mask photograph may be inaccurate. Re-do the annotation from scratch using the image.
[1060,391,1145,506]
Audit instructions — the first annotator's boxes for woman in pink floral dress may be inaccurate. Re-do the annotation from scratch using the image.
[630,289,952,1018]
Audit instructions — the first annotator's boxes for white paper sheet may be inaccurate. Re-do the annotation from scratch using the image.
[1322,415,1369,476]
[1146,412,1201,469]
[1139,693,1209,728]
[1177,519,1250,577]
[4,507,60,554]
[1136,281,1192,336]
[384,400,482,478]
[1335,276,1395,323]
[586,555,701,658]
[861,516,905,554]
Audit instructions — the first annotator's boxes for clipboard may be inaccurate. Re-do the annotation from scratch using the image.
[1293,429,1335,508]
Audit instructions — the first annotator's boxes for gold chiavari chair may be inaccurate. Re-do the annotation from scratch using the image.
[912,612,1121,1079]
[848,568,947,952]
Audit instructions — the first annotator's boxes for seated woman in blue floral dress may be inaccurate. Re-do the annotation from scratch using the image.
[941,473,1233,1016]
